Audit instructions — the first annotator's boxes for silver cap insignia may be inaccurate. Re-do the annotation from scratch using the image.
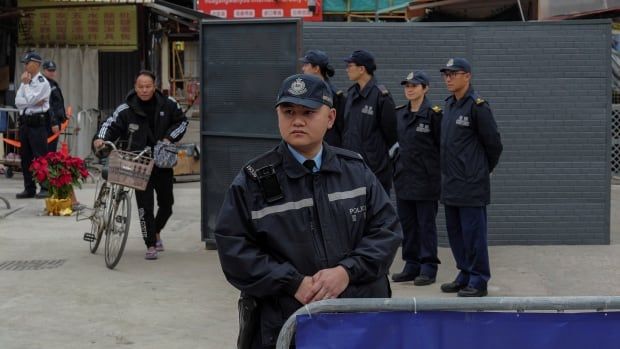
[288,78,307,96]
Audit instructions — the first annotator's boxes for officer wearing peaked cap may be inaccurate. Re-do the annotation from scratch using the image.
[341,49,397,194]
[391,70,442,286]
[42,60,66,152]
[214,74,402,348]
[439,57,503,297]
[15,52,51,199]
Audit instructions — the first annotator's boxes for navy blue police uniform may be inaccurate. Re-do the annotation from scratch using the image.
[341,50,397,194]
[391,71,442,284]
[439,58,503,296]
[214,74,402,348]
[43,61,66,152]
[14,52,51,199]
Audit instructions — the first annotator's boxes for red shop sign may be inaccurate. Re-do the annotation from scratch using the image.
[197,0,323,21]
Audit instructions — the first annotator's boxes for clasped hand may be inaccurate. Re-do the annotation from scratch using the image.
[294,265,349,305]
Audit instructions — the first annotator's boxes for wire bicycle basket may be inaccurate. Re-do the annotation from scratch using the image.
[107,149,154,191]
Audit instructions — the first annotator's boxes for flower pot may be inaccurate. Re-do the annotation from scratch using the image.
[45,197,72,216]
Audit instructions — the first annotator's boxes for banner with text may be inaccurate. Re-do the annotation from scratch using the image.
[197,0,322,21]
[296,311,620,348]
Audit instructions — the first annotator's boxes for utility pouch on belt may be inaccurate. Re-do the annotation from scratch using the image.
[237,294,259,349]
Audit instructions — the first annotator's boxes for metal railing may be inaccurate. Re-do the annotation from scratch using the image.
[276,296,620,348]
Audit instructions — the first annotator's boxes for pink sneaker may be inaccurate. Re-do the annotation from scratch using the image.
[145,247,158,260]
[155,240,164,252]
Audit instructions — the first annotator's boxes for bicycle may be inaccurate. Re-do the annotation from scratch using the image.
[80,141,153,269]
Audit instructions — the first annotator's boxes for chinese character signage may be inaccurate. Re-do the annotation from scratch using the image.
[18,5,137,50]
[197,0,323,21]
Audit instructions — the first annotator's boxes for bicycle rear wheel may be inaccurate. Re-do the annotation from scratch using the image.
[89,182,110,254]
[104,190,131,269]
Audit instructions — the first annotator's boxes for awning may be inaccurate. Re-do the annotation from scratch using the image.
[145,0,217,31]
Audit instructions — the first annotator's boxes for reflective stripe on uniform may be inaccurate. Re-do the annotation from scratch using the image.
[327,187,366,202]
[251,198,313,220]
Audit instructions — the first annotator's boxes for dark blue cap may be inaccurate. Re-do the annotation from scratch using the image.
[42,60,57,71]
[20,52,43,64]
[401,71,430,86]
[440,57,471,73]
[275,74,333,109]
[344,49,376,72]
[300,50,329,67]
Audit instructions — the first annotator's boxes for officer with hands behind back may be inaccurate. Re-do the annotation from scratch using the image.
[214,74,402,349]
[391,71,442,286]
[15,52,51,199]
[439,58,503,297]
[41,60,66,153]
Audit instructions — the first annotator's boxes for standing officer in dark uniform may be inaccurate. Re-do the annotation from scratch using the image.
[341,50,397,194]
[15,52,51,199]
[42,60,66,153]
[300,49,344,146]
[439,58,503,297]
[214,74,402,349]
[391,71,442,286]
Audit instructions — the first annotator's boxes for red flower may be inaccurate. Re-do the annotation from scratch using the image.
[31,151,90,199]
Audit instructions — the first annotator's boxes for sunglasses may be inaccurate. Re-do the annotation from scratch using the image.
[441,71,468,79]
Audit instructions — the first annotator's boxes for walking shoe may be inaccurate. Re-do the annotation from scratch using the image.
[413,275,436,286]
[457,286,488,297]
[440,281,467,293]
[145,247,158,260]
[35,189,49,199]
[155,240,164,252]
[16,190,35,199]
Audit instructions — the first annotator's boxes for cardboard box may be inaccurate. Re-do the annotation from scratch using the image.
[173,143,200,176]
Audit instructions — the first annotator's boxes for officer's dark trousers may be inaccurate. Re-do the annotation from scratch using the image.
[135,167,174,248]
[19,125,48,194]
[396,198,440,277]
[444,205,490,290]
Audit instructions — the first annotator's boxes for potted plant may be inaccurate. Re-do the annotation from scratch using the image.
[31,151,89,216]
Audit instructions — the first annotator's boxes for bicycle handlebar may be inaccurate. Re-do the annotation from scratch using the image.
[96,141,151,160]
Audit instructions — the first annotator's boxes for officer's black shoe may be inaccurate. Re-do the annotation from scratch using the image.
[35,190,49,199]
[440,281,467,293]
[457,286,488,297]
[391,270,419,283]
[413,275,436,286]
[16,191,36,199]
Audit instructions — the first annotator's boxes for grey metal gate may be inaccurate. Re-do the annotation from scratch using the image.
[200,19,302,248]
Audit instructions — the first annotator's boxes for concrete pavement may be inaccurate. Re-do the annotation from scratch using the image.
[1,176,619,348]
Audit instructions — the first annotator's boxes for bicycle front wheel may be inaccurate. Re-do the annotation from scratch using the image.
[90,182,110,254]
[104,190,131,269]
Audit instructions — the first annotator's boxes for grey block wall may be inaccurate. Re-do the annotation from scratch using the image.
[303,20,611,245]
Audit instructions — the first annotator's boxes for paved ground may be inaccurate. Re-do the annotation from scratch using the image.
[1,175,619,349]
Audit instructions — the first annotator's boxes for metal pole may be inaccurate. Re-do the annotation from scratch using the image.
[516,0,525,21]
[276,296,620,349]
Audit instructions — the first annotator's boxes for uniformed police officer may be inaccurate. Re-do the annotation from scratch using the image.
[214,74,402,348]
[391,71,442,286]
[300,49,344,147]
[15,52,51,199]
[42,60,66,153]
[438,58,503,297]
[341,50,397,194]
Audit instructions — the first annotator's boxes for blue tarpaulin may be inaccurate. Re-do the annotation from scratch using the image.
[323,0,409,13]
[296,311,620,349]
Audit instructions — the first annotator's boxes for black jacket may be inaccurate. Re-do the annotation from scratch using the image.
[393,97,442,201]
[46,78,66,128]
[341,77,397,191]
[215,142,402,346]
[440,86,503,207]
[323,80,345,147]
[97,89,188,151]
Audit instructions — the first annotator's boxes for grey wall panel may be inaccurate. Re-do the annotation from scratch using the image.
[304,20,611,245]
[98,51,141,116]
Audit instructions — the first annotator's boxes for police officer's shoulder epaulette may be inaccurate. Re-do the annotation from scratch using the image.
[475,97,486,105]
[377,84,390,96]
[395,104,407,110]
[432,105,442,113]
[331,147,364,162]
[243,150,282,181]
[38,75,45,83]
[335,90,344,96]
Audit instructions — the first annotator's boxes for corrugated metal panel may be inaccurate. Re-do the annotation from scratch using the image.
[98,50,141,116]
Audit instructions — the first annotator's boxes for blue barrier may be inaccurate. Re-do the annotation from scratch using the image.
[277,297,620,348]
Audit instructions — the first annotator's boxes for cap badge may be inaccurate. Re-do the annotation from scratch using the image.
[406,72,414,80]
[447,58,454,67]
[288,78,307,96]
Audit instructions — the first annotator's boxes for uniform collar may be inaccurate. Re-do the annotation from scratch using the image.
[280,142,341,178]
[350,76,376,99]
[445,85,475,108]
[404,97,430,125]
[286,143,322,173]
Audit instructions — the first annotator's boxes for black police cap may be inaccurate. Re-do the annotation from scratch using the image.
[20,52,43,64]
[299,50,329,67]
[440,57,471,73]
[401,70,430,86]
[42,60,57,71]
[343,50,376,72]
[275,74,333,109]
